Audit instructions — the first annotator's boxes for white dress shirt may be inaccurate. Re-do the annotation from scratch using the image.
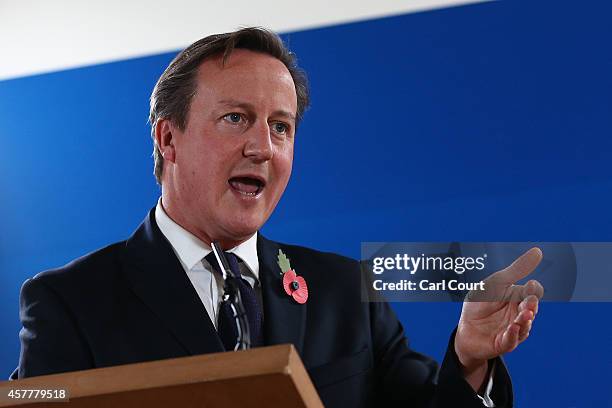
[155,200,260,329]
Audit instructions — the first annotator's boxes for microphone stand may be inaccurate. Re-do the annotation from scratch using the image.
[211,242,251,350]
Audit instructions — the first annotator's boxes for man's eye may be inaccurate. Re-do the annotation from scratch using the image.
[272,123,288,134]
[223,113,243,123]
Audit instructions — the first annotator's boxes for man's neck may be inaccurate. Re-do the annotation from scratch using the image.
[159,196,253,250]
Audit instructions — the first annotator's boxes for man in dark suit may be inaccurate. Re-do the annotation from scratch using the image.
[12,28,543,407]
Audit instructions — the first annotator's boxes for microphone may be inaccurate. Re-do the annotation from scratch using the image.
[211,242,252,350]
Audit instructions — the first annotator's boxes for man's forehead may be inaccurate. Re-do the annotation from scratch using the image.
[196,49,293,83]
[194,49,297,111]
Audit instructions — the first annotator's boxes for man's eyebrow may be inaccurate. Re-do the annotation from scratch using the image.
[271,110,296,122]
[217,99,255,110]
[217,99,296,122]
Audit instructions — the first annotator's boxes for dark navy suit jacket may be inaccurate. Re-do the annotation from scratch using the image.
[12,209,512,407]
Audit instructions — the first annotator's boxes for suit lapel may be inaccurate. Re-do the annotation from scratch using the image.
[258,235,307,354]
[121,208,224,355]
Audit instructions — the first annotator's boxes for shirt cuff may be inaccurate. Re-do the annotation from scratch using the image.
[476,360,496,407]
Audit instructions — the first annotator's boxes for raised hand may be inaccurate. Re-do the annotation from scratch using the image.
[454,247,545,391]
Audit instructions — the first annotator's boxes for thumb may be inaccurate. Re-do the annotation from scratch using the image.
[491,247,543,285]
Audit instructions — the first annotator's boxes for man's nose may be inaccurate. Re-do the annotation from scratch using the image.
[243,121,273,162]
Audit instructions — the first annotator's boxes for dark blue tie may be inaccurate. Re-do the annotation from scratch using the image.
[205,252,263,351]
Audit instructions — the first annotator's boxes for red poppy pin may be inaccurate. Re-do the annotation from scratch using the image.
[277,250,308,304]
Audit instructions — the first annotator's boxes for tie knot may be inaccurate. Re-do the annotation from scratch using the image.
[205,251,241,278]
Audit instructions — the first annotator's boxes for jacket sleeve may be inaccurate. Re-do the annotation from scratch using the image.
[369,300,513,407]
[11,277,94,379]
[435,327,513,407]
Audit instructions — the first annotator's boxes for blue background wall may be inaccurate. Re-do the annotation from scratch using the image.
[1,1,611,405]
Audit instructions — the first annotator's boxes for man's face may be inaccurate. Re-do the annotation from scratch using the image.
[162,49,297,246]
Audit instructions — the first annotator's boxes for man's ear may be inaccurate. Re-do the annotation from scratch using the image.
[155,119,177,163]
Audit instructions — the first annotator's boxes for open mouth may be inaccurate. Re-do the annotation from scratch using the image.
[228,176,265,197]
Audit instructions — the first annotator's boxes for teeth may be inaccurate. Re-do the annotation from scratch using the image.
[236,189,258,196]
[229,177,263,196]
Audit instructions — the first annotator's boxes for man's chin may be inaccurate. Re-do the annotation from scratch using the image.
[221,219,263,242]
[212,207,270,245]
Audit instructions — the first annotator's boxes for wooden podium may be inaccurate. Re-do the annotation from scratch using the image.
[0,344,323,408]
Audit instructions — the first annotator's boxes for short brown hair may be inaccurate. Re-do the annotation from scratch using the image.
[149,27,310,184]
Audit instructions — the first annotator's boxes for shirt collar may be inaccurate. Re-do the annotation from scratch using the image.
[154,199,259,280]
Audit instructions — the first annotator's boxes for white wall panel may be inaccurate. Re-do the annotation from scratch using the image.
[0,0,489,80]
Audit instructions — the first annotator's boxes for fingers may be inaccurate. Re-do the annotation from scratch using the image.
[515,306,534,341]
[515,306,534,323]
[501,316,533,353]
[500,323,521,353]
[493,247,543,285]
[507,280,544,302]
[502,297,538,352]
[524,279,544,299]
[518,319,533,342]
[518,294,540,316]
